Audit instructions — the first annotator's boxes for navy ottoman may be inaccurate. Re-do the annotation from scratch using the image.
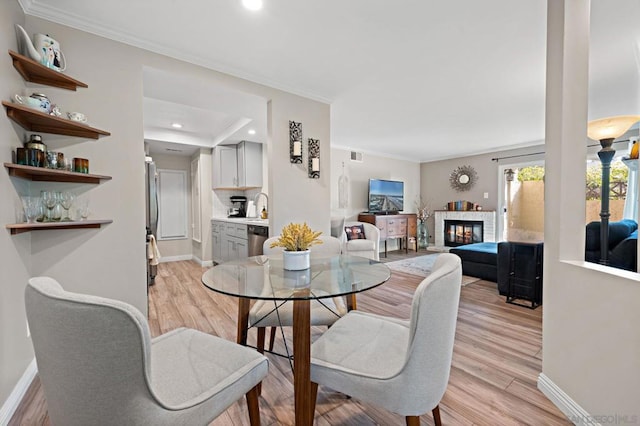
[449,242,498,283]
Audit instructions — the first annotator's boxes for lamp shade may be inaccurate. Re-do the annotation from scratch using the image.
[587,115,640,141]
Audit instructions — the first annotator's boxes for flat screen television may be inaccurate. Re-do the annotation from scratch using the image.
[368,179,404,213]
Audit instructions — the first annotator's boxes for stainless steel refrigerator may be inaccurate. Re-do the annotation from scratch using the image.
[145,160,158,285]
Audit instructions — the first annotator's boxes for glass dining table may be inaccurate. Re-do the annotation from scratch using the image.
[201,254,391,425]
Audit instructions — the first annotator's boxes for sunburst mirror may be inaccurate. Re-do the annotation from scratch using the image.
[449,165,477,192]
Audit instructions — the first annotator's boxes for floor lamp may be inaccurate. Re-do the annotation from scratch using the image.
[587,115,640,265]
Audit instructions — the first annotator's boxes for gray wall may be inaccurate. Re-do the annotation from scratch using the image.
[420,144,544,243]
[0,1,33,406]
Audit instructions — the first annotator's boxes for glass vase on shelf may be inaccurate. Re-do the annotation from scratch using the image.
[418,220,429,249]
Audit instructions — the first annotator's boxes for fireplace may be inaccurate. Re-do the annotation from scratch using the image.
[444,220,483,247]
[434,210,496,248]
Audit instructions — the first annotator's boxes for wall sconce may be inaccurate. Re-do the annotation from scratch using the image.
[587,115,640,265]
[289,121,303,164]
[308,138,320,179]
[505,168,515,182]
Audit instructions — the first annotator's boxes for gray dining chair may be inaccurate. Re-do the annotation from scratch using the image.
[25,277,268,426]
[248,235,346,353]
[310,253,462,426]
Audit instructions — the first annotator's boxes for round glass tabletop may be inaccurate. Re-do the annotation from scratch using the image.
[201,254,391,301]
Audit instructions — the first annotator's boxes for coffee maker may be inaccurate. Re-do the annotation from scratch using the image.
[228,196,247,217]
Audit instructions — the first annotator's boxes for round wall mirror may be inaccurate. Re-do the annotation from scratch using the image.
[450,165,477,191]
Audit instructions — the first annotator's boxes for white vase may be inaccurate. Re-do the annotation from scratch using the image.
[283,249,311,271]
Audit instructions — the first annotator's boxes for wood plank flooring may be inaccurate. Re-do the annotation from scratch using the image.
[10,249,570,425]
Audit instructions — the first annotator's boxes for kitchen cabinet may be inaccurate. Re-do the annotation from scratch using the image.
[212,221,223,264]
[212,220,248,262]
[212,145,238,188]
[222,222,248,262]
[3,51,112,234]
[212,141,262,190]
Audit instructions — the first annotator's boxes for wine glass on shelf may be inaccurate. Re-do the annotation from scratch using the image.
[21,196,40,224]
[76,196,90,221]
[60,191,75,221]
[51,192,62,222]
[41,190,57,222]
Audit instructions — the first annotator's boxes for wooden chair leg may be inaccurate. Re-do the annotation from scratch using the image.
[432,404,442,426]
[268,326,277,351]
[310,381,319,417]
[246,385,261,426]
[405,415,420,426]
[256,327,266,354]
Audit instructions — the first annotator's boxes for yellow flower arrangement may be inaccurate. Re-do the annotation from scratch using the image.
[271,222,323,251]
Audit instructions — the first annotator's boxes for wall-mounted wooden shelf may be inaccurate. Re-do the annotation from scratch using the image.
[6,219,113,235]
[4,163,112,184]
[2,101,110,139]
[9,50,88,91]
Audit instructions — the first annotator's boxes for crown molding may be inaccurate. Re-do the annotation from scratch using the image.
[18,0,332,105]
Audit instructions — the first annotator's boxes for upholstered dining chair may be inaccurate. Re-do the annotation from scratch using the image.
[249,235,346,353]
[25,277,268,426]
[342,221,380,261]
[310,253,462,426]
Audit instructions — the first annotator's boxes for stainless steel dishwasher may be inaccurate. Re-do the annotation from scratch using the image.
[248,224,269,256]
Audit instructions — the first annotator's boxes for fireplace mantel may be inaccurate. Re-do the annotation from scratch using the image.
[434,210,496,248]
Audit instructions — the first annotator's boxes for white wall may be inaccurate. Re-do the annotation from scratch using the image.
[542,0,640,418]
[153,153,192,259]
[0,1,34,406]
[330,147,421,220]
[193,148,213,263]
[1,5,329,411]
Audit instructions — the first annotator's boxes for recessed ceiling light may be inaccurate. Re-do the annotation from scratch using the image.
[242,0,263,11]
[248,129,256,135]
[171,123,183,129]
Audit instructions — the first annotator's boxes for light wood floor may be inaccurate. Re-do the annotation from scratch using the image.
[10,249,570,425]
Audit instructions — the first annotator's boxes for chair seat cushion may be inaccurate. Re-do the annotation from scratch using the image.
[151,328,268,409]
[249,296,347,328]
[311,311,409,379]
[346,239,375,252]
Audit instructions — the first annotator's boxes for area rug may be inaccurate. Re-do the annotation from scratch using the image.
[385,254,481,286]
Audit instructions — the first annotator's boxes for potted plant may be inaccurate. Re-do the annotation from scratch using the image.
[271,222,323,270]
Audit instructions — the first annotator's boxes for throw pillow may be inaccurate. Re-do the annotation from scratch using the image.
[345,225,366,240]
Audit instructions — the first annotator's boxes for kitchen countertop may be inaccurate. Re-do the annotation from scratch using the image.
[211,217,269,227]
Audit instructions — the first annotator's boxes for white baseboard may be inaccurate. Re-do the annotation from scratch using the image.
[0,359,37,426]
[538,373,596,425]
[158,254,193,263]
[192,255,213,267]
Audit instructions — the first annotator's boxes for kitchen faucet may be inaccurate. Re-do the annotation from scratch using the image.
[254,192,268,216]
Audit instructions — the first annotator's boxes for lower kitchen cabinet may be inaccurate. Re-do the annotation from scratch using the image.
[212,220,248,263]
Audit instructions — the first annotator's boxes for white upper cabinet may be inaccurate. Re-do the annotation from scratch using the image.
[212,141,262,190]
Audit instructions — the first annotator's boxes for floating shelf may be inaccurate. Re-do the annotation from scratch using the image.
[6,219,113,235]
[2,101,110,139]
[9,50,88,91]
[4,163,112,184]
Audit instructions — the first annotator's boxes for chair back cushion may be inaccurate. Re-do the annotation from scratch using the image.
[311,236,342,255]
[404,253,462,408]
[330,217,346,238]
[25,277,154,425]
[263,236,285,254]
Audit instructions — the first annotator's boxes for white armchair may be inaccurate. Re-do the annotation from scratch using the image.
[342,221,380,261]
